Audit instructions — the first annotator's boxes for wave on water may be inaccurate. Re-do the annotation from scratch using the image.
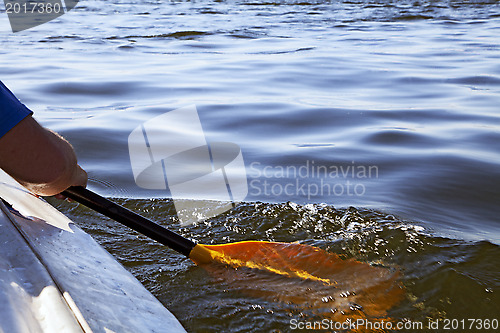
[54,198,500,332]
[7,0,500,330]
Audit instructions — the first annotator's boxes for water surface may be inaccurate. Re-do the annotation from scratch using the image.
[2,0,500,331]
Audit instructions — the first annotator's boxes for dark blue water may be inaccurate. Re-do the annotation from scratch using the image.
[2,0,500,331]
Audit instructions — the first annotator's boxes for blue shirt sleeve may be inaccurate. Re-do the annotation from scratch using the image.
[0,81,33,138]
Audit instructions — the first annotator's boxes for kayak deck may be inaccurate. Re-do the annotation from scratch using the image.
[0,200,84,332]
[0,170,186,333]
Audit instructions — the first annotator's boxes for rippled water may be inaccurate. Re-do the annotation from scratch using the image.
[2,0,500,331]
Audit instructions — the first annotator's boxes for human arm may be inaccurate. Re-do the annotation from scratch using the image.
[0,115,87,196]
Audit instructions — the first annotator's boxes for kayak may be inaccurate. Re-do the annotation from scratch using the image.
[0,170,187,333]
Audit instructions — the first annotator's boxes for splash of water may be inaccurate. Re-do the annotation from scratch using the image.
[191,241,404,328]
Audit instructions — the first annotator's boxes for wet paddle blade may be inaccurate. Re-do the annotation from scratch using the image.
[189,241,404,321]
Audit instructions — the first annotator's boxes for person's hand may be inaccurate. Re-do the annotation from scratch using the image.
[0,115,88,197]
[53,164,87,200]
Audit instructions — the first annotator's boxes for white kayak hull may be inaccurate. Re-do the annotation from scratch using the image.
[0,170,186,333]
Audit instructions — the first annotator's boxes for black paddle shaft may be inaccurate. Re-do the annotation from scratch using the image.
[62,186,196,257]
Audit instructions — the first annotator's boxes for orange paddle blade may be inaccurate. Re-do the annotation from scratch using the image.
[191,241,337,284]
[189,241,404,321]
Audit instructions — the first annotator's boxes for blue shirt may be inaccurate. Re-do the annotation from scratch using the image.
[0,81,33,138]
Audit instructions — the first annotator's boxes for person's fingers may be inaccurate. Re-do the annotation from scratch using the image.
[54,165,87,200]
[73,165,88,188]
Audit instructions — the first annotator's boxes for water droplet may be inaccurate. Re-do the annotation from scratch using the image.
[349,303,363,311]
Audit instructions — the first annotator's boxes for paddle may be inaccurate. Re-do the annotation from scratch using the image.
[62,186,337,271]
[62,186,404,319]
[62,186,196,257]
